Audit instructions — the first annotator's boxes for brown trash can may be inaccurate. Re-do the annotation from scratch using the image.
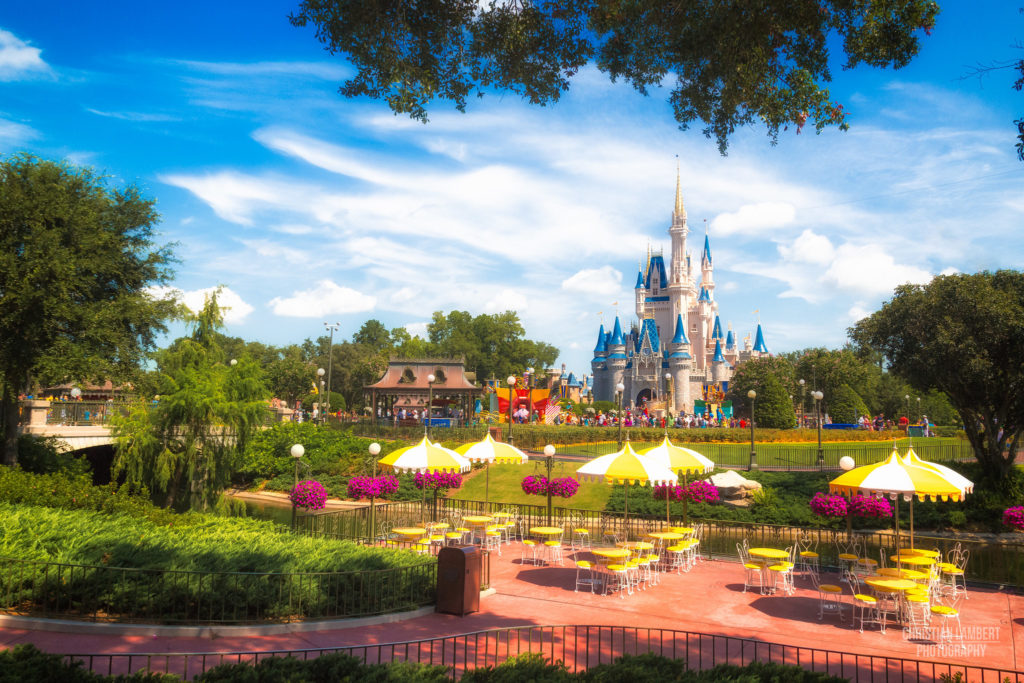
[436,545,481,616]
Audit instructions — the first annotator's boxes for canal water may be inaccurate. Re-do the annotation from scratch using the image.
[238,498,293,527]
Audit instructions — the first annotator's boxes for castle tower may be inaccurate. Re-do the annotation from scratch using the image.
[634,268,645,319]
[590,324,608,400]
[700,225,714,300]
[752,323,769,357]
[667,313,692,414]
[668,164,689,288]
[606,316,628,404]
[711,339,727,383]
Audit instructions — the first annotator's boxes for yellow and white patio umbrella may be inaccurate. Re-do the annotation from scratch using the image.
[638,436,715,525]
[829,449,965,549]
[455,432,529,505]
[902,447,974,497]
[378,436,471,522]
[576,442,678,539]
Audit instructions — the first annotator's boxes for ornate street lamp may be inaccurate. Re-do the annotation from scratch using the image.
[616,382,626,448]
[544,444,556,526]
[317,367,326,424]
[905,394,910,426]
[425,373,436,438]
[230,359,237,367]
[289,443,305,530]
[506,375,517,444]
[664,372,673,418]
[368,442,381,541]
[798,378,805,427]
[526,367,534,423]
[813,391,824,468]
[747,389,757,470]
[323,322,340,420]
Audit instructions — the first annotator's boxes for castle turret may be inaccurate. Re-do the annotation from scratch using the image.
[667,313,692,414]
[752,324,769,356]
[700,226,714,299]
[711,339,727,383]
[590,324,608,400]
[634,269,645,318]
[669,164,689,288]
[606,316,628,401]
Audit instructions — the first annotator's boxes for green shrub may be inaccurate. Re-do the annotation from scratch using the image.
[829,384,870,424]
[16,435,91,478]
[461,653,574,682]
[0,644,177,682]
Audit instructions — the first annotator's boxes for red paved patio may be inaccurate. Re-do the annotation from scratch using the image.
[2,545,1022,676]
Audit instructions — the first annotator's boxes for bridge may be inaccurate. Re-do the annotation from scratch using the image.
[18,400,291,453]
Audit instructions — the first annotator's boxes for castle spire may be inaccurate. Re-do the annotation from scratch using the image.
[674,158,685,216]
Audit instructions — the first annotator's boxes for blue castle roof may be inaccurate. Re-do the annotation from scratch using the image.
[753,324,769,353]
[670,313,690,345]
[668,350,692,359]
[712,315,723,340]
[712,340,725,362]
[593,324,607,355]
[702,233,712,266]
[698,287,711,303]
[644,255,668,290]
[637,318,660,353]
[725,329,736,349]
[609,317,625,346]
[635,270,644,288]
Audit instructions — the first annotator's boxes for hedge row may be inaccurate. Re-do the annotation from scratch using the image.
[0,646,848,682]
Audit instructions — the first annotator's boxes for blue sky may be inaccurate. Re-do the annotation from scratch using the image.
[2,3,1021,375]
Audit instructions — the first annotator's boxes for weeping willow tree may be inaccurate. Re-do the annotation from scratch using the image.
[111,292,268,511]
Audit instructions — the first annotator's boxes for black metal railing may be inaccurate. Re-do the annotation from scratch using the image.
[297,498,1024,587]
[0,557,437,625]
[42,401,132,426]
[61,624,1024,681]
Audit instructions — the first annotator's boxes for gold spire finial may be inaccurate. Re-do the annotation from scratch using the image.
[674,157,685,215]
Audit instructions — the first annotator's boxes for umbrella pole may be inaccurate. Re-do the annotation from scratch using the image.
[624,484,629,541]
[910,498,915,551]
[485,462,490,507]
[894,496,900,552]
[682,473,689,525]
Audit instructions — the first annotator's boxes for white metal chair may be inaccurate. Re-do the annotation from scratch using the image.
[811,570,845,622]
[738,543,766,594]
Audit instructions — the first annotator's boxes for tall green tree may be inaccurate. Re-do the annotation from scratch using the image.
[111,294,268,511]
[0,155,177,467]
[291,0,937,153]
[726,357,796,428]
[850,271,1024,479]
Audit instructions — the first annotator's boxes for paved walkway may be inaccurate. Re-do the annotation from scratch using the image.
[2,546,1022,677]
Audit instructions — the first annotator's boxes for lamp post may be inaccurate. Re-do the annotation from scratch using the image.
[368,442,381,542]
[323,322,340,420]
[506,375,517,444]
[289,443,305,530]
[317,368,325,424]
[544,444,556,525]
[664,372,673,419]
[904,394,910,426]
[747,389,757,470]
[916,397,921,422]
[526,367,534,423]
[812,391,824,468]
[425,373,436,438]
[798,378,805,427]
[616,382,625,448]
[230,359,237,367]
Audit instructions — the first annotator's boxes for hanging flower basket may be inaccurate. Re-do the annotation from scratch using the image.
[520,475,578,498]
[347,475,400,500]
[809,493,848,518]
[654,480,720,504]
[1002,506,1024,531]
[849,495,893,518]
[414,471,462,491]
[290,480,328,510]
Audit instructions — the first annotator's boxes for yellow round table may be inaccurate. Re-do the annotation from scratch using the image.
[876,567,928,580]
[529,526,564,537]
[891,554,935,566]
[618,541,654,551]
[648,531,686,542]
[668,526,694,535]
[898,548,940,558]
[749,547,789,561]
[592,548,630,561]
[424,522,449,530]
[393,527,426,537]
[463,515,493,524]
[865,577,917,592]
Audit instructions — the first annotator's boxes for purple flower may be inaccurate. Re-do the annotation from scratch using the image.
[414,471,462,491]
[290,480,328,510]
[1003,506,1024,531]
[809,493,849,518]
[548,477,579,498]
[654,480,719,504]
[521,475,548,496]
[849,495,893,519]
[347,475,400,500]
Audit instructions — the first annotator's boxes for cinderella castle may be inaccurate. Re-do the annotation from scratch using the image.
[590,174,770,415]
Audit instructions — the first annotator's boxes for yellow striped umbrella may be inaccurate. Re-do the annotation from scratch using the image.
[378,436,471,522]
[901,447,974,497]
[576,442,678,539]
[455,432,529,505]
[638,436,715,524]
[829,449,965,549]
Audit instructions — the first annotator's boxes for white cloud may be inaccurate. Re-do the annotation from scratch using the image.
[268,280,376,317]
[391,287,417,304]
[777,229,835,265]
[847,303,871,322]
[149,285,254,325]
[405,321,429,338]
[561,266,623,296]
[711,202,796,236]
[179,59,349,80]
[0,117,38,148]
[86,108,180,122]
[822,244,933,295]
[484,289,528,313]
[0,29,51,81]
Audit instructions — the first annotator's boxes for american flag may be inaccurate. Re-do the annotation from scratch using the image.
[544,402,561,424]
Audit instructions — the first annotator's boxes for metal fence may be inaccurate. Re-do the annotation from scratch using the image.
[43,401,131,426]
[298,498,1024,587]
[0,556,437,625]
[62,624,1024,681]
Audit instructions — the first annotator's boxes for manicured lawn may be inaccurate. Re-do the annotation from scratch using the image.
[449,462,611,511]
